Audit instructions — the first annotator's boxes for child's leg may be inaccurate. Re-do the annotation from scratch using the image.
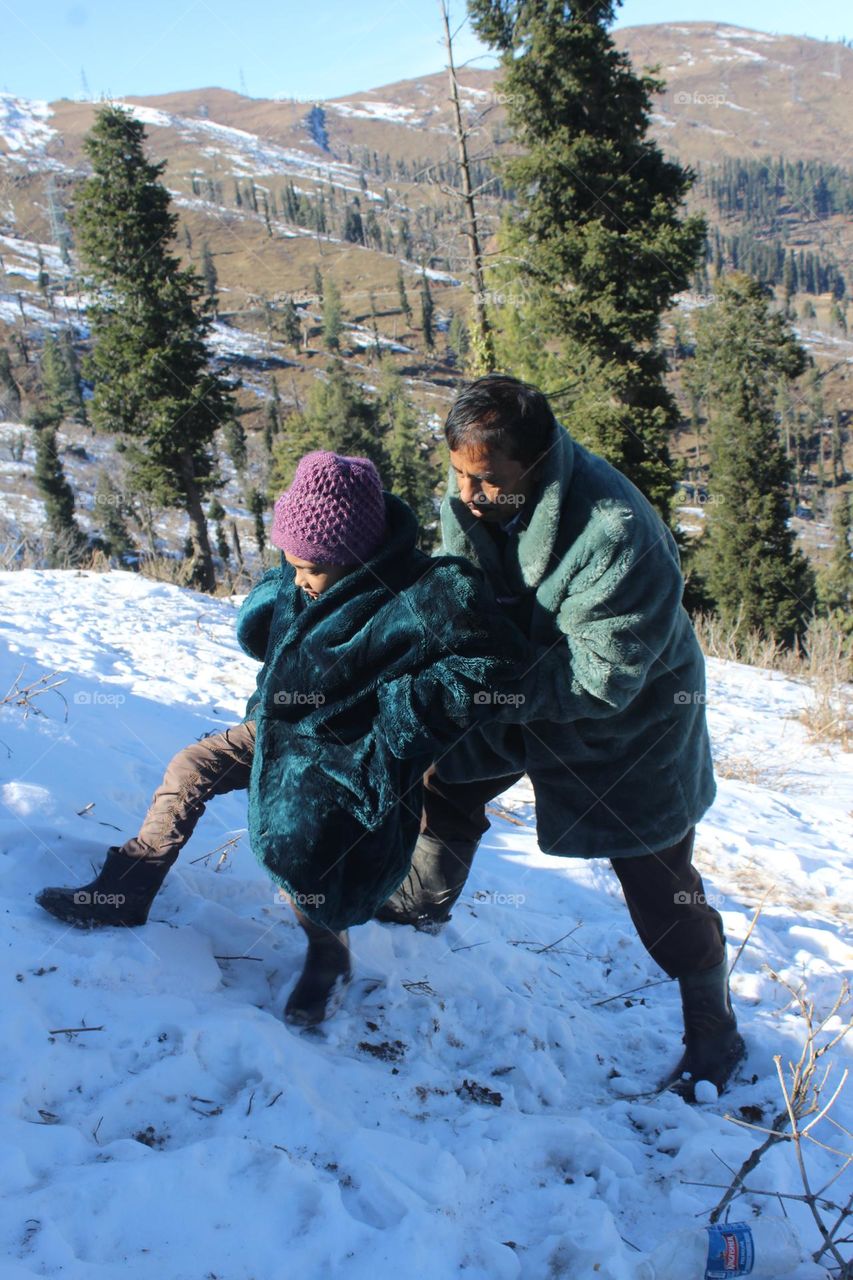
[36,721,256,928]
[284,904,351,1028]
[129,720,257,866]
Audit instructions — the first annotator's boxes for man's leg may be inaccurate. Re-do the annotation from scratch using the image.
[610,827,745,1098]
[608,826,725,979]
[36,721,256,927]
[375,762,525,927]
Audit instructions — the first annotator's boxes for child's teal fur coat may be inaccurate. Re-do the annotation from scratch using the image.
[236,491,526,930]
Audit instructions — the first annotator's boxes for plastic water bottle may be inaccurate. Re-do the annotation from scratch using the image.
[637,1217,803,1278]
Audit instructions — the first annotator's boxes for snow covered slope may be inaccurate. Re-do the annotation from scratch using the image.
[0,570,850,1279]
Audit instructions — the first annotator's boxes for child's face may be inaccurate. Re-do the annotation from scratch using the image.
[284,553,353,599]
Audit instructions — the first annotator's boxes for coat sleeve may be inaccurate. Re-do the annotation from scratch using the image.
[235,565,288,723]
[490,504,685,724]
[235,565,285,662]
[375,567,529,760]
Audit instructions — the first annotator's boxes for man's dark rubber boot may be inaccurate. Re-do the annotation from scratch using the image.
[35,844,172,929]
[284,913,352,1028]
[374,833,479,931]
[663,959,746,1101]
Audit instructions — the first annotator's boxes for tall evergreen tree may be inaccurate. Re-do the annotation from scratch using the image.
[28,407,87,564]
[207,496,231,563]
[269,360,389,494]
[223,415,248,473]
[0,347,22,421]
[71,104,236,591]
[280,297,302,351]
[376,359,438,542]
[247,488,267,555]
[420,271,435,350]
[322,279,343,351]
[94,468,135,560]
[263,377,283,454]
[40,333,85,424]
[818,490,852,636]
[396,268,413,325]
[467,0,707,523]
[200,241,218,310]
[691,274,815,646]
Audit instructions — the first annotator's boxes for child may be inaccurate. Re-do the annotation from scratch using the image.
[37,452,526,1026]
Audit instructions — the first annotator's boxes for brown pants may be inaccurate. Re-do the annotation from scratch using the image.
[420,764,726,979]
[124,720,256,865]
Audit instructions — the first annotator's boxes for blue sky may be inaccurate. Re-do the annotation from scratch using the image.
[2,0,850,104]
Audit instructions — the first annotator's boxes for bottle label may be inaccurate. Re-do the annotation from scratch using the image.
[705,1223,755,1277]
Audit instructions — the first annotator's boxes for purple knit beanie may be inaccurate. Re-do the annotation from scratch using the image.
[271,451,387,565]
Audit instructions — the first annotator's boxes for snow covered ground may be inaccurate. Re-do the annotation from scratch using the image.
[0,569,850,1279]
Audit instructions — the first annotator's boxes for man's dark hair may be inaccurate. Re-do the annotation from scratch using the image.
[444,373,557,466]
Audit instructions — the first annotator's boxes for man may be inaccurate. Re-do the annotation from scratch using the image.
[377,373,745,1101]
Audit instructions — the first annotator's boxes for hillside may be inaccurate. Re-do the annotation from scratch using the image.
[0,567,851,1278]
[0,21,851,574]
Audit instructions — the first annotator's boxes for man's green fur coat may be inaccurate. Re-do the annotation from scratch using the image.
[235,492,526,931]
[436,423,717,859]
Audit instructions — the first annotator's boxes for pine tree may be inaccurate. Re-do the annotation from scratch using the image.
[280,297,302,351]
[467,0,707,523]
[28,406,87,564]
[396,268,412,325]
[817,489,852,635]
[322,279,343,351]
[263,378,283,454]
[224,415,248,473]
[691,274,815,646]
[200,241,218,310]
[247,488,267,555]
[71,104,236,591]
[420,271,435,350]
[40,333,85,424]
[343,201,365,245]
[269,360,389,494]
[313,266,324,300]
[367,290,381,362]
[0,347,22,421]
[36,248,50,298]
[94,468,135,560]
[376,359,438,543]
[207,497,230,563]
[447,311,470,366]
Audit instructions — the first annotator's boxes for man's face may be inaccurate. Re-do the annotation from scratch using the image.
[448,442,541,524]
[284,553,353,599]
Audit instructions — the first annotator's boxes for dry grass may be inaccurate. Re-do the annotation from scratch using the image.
[695,609,853,752]
[797,618,853,751]
[712,751,799,790]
